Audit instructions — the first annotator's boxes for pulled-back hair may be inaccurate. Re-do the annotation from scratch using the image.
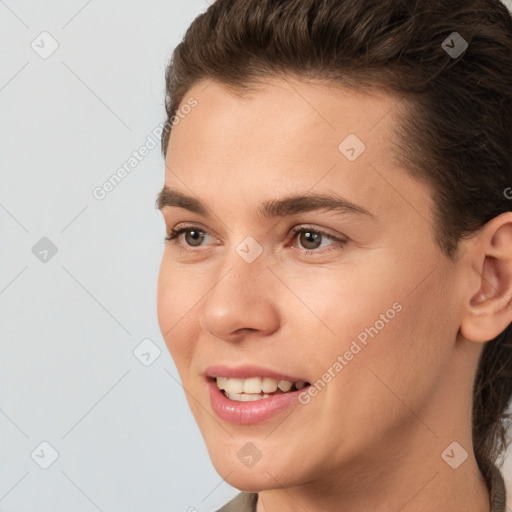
[161,0,512,480]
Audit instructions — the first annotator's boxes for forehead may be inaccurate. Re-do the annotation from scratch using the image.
[163,77,433,230]
[168,77,401,159]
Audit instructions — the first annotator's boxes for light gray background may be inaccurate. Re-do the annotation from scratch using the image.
[1,1,511,511]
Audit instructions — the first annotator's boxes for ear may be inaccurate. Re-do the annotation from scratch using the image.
[460,212,512,343]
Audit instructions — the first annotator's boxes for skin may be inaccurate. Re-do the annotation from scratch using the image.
[156,77,512,512]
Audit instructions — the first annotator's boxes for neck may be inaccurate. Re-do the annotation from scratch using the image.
[255,444,490,512]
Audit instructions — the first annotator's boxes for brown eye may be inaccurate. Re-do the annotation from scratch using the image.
[298,231,322,250]
[166,227,210,247]
[184,229,206,246]
[289,226,347,255]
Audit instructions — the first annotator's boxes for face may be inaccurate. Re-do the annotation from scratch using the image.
[157,78,463,492]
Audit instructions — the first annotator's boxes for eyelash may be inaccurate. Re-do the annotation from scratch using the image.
[164,225,347,256]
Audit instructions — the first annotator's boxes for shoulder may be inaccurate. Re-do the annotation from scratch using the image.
[215,492,258,512]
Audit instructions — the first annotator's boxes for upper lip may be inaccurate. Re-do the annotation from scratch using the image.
[205,364,309,383]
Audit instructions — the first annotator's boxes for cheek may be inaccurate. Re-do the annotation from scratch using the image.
[319,271,456,433]
[156,258,176,339]
[156,258,203,364]
[278,262,404,358]
[291,257,457,423]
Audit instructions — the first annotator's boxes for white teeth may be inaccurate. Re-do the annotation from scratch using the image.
[226,391,271,401]
[243,377,263,394]
[225,378,244,394]
[261,377,278,393]
[216,377,228,391]
[215,376,303,397]
[277,380,293,392]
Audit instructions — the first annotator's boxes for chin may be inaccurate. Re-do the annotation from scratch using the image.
[207,448,304,493]
[219,468,290,494]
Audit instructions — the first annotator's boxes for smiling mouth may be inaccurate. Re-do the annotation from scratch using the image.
[211,376,311,402]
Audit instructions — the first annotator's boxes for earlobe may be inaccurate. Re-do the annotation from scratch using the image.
[460,212,512,343]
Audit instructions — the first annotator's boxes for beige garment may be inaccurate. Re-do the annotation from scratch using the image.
[216,492,257,512]
[216,460,508,512]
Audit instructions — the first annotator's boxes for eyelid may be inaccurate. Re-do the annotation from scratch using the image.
[288,224,345,243]
[165,223,217,244]
[287,225,347,254]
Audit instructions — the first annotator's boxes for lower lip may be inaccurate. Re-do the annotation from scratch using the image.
[207,379,307,425]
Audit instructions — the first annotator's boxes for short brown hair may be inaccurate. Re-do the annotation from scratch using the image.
[161,0,512,479]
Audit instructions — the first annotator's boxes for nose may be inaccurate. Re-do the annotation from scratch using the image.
[200,247,280,343]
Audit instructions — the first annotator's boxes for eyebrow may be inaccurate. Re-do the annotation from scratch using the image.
[155,186,375,219]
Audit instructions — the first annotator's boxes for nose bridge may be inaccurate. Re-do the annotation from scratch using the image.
[200,236,280,339]
[212,236,269,304]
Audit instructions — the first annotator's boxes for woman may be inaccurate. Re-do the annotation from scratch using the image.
[156,1,512,510]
